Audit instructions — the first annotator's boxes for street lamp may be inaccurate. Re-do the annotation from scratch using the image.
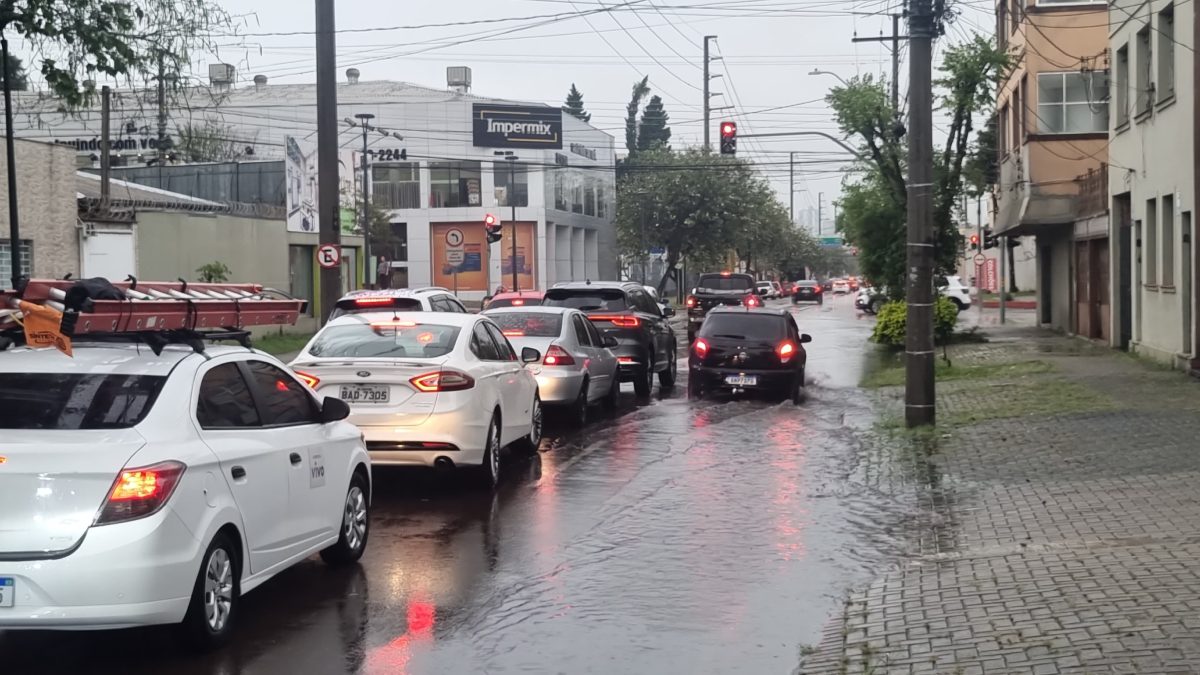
[354,112,375,289]
[494,150,520,291]
[808,68,849,86]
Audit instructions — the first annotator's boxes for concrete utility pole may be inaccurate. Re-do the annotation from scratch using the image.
[851,14,905,112]
[2,34,19,289]
[702,35,723,151]
[817,192,823,236]
[905,0,937,428]
[354,112,374,289]
[315,0,341,323]
[100,86,111,211]
[789,151,796,224]
[156,53,168,163]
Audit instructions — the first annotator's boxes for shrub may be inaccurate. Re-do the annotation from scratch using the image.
[871,297,959,348]
[196,261,232,283]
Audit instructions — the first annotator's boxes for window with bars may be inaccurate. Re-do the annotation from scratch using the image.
[372,164,421,210]
[0,240,32,284]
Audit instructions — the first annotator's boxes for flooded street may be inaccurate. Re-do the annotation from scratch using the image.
[4,296,914,675]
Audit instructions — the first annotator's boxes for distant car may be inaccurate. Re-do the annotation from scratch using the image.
[847,277,860,292]
[791,280,823,305]
[770,281,783,298]
[329,287,467,319]
[484,307,619,425]
[755,281,776,299]
[686,272,762,343]
[856,287,884,314]
[938,275,973,312]
[542,281,678,397]
[832,280,851,294]
[820,279,834,292]
[483,290,544,310]
[688,307,812,404]
[290,312,542,486]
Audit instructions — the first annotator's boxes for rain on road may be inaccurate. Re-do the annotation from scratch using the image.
[3,294,915,675]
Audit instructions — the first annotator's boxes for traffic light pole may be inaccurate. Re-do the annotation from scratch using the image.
[510,158,518,292]
[999,235,1007,324]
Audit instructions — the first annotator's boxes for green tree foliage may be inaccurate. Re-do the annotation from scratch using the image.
[637,95,671,152]
[562,83,591,123]
[828,35,1007,297]
[624,76,650,156]
[3,0,231,107]
[1,54,28,91]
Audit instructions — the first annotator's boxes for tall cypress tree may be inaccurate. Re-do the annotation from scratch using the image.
[624,76,650,155]
[637,95,672,152]
[562,83,591,123]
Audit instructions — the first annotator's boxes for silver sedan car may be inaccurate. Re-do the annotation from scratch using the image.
[484,306,620,425]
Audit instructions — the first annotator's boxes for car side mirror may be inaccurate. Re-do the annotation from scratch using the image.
[661,304,676,317]
[521,347,541,364]
[603,335,619,348]
[757,288,768,296]
[800,333,813,344]
[319,396,351,423]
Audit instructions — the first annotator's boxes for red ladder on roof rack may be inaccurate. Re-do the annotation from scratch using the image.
[0,279,306,334]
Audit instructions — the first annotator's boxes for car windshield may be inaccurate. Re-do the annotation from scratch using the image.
[697,276,754,292]
[486,312,564,338]
[307,322,462,359]
[543,289,628,312]
[330,296,422,319]
[487,297,543,309]
[0,373,166,429]
[699,313,786,341]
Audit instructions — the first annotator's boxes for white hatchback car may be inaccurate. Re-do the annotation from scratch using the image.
[290,312,543,485]
[0,343,371,648]
[329,287,468,319]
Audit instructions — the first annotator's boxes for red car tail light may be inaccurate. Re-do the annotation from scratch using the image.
[744,295,761,308]
[502,329,525,337]
[512,299,525,306]
[693,337,710,359]
[814,286,823,294]
[685,295,698,308]
[543,344,576,366]
[294,370,320,389]
[777,341,797,364]
[410,370,476,393]
[590,315,640,328]
[95,461,187,526]
[354,296,395,306]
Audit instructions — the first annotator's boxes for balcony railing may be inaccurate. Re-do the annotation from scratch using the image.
[1075,163,1108,218]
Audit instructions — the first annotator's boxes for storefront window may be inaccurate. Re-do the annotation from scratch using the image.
[554,172,567,211]
[0,240,32,283]
[597,184,608,219]
[584,178,596,216]
[429,161,481,208]
[571,172,583,214]
[493,162,529,207]
[372,164,420,209]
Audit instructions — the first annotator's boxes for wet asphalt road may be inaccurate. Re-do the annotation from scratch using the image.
[3,294,912,675]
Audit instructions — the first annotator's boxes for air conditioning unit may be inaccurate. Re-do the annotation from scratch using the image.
[208,63,235,86]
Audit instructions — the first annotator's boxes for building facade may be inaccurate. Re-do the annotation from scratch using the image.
[1107,0,1196,368]
[991,0,1110,337]
[0,139,80,285]
[10,70,618,301]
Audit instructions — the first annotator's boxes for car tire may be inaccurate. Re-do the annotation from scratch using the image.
[687,377,704,400]
[569,382,588,427]
[869,298,883,314]
[634,356,654,397]
[480,414,502,487]
[517,395,543,452]
[791,368,806,406]
[180,532,240,651]
[658,347,677,389]
[950,297,966,313]
[603,374,619,410]
[687,328,696,344]
[320,471,370,566]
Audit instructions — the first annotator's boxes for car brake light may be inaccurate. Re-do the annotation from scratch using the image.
[294,370,320,389]
[512,299,525,306]
[777,341,796,364]
[354,297,395,306]
[95,461,187,526]
[744,295,761,308]
[369,320,417,328]
[502,329,524,337]
[685,295,698,308]
[617,356,636,364]
[590,315,640,328]
[693,338,710,359]
[543,344,576,366]
[410,370,475,393]
[815,286,822,293]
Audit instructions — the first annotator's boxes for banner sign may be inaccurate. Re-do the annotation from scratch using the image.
[472,104,563,149]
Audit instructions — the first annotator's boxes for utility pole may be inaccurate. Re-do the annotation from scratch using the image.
[156,53,168,163]
[789,151,795,224]
[702,35,721,151]
[851,14,905,111]
[976,195,983,304]
[905,0,937,428]
[999,235,1007,324]
[510,158,519,291]
[100,86,111,211]
[315,0,341,323]
[354,112,374,289]
[817,192,823,236]
[2,34,19,289]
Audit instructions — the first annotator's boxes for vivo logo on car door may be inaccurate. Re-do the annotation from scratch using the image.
[309,450,326,488]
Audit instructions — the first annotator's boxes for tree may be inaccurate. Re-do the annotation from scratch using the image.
[637,95,671,152]
[562,83,591,123]
[4,0,231,107]
[827,35,1007,297]
[0,54,28,91]
[624,76,650,156]
[176,120,244,162]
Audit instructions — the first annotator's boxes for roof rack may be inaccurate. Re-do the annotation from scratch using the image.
[0,278,307,355]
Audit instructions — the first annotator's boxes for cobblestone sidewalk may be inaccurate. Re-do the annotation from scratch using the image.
[802,328,1200,674]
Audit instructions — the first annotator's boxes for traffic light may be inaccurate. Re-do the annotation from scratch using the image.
[969,234,980,250]
[982,227,998,250]
[484,213,502,244]
[719,121,737,155]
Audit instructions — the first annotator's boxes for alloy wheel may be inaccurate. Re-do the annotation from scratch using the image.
[342,486,368,553]
[203,548,234,633]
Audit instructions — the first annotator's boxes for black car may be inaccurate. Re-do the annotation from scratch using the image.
[791,280,824,305]
[685,272,761,343]
[543,281,678,396]
[688,307,811,404]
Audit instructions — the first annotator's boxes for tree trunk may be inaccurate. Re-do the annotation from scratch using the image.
[657,249,679,296]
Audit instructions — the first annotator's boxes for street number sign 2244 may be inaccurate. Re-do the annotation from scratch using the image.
[369,148,407,161]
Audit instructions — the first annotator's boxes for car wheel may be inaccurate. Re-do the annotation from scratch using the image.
[687,377,704,400]
[791,368,806,406]
[320,471,370,566]
[517,395,543,452]
[634,357,654,397]
[869,298,883,314]
[603,374,619,410]
[658,348,677,388]
[570,382,588,426]
[479,414,502,487]
[180,532,240,651]
[950,297,966,313]
[687,328,696,344]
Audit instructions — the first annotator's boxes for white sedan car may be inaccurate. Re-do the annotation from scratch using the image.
[290,312,542,485]
[832,280,851,294]
[0,343,371,648]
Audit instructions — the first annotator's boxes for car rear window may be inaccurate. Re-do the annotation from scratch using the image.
[543,289,629,311]
[486,312,563,338]
[307,322,462,359]
[697,276,754,292]
[487,297,543,309]
[797,281,818,287]
[0,373,166,429]
[699,313,786,341]
[330,296,422,319]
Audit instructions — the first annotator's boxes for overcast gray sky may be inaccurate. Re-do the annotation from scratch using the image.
[212,0,994,226]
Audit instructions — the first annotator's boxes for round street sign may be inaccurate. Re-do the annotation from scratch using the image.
[317,244,342,269]
[445,228,465,247]
[973,253,987,265]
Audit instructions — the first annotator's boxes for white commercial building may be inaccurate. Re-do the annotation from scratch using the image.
[9,66,618,301]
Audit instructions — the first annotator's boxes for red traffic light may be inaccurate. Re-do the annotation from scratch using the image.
[970,234,979,245]
[720,122,736,137]
[484,214,497,227]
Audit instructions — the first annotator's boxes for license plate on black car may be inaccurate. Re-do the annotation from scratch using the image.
[725,374,758,387]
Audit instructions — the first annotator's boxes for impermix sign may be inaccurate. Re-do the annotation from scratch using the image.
[472,104,562,150]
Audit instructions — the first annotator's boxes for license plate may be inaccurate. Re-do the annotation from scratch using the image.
[725,374,758,387]
[339,384,390,404]
[0,578,13,607]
